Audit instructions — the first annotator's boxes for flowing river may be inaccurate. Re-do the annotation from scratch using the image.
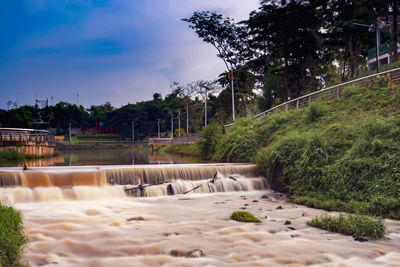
[1,160,400,266]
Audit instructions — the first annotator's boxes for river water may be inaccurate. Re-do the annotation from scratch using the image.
[0,151,400,266]
[3,149,203,167]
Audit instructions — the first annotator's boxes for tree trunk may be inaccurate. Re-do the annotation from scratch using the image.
[347,37,361,77]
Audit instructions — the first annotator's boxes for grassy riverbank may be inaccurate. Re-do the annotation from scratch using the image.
[0,204,27,266]
[199,77,400,219]
[0,150,54,166]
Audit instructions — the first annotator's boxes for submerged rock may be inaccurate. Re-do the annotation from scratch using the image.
[353,235,368,242]
[284,220,291,225]
[170,249,205,258]
[127,216,145,221]
[276,206,283,210]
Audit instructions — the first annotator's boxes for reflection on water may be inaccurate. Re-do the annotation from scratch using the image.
[6,149,204,167]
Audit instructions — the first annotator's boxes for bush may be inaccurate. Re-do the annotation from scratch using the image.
[197,123,223,158]
[304,103,325,123]
[0,204,27,266]
[230,211,261,223]
[307,214,385,239]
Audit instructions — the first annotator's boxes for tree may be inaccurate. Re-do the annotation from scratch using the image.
[183,11,253,114]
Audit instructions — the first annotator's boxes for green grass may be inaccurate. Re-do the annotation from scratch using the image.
[160,143,204,158]
[230,211,261,223]
[0,204,27,266]
[75,134,123,141]
[307,214,385,239]
[200,76,400,219]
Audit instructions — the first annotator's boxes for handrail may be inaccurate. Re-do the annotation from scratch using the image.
[225,67,400,129]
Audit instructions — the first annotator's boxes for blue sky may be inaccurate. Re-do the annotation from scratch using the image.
[0,0,259,109]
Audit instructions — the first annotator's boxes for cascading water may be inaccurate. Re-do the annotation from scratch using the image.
[0,164,267,203]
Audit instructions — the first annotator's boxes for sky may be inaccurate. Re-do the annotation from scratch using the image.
[0,0,260,110]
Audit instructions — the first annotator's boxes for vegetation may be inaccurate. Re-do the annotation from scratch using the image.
[307,214,385,239]
[198,78,400,219]
[0,204,27,266]
[230,211,261,223]
[160,143,203,158]
[0,150,51,166]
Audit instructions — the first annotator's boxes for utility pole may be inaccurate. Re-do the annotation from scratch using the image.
[178,110,181,136]
[131,121,135,142]
[170,115,174,138]
[186,104,189,134]
[353,8,382,73]
[229,71,235,121]
[204,86,208,127]
[76,92,79,106]
[157,119,161,138]
[68,122,72,144]
[374,8,381,73]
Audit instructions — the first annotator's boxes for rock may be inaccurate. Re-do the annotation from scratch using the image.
[252,200,259,203]
[302,212,308,216]
[284,220,291,225]
[244,204,249,206]
[353,235,368,242]
[170,249,205,258]
[287,226,296,231]
[240,207,247,210]
[187,249,206,258]
[276,206,283,210]
[260,195,269,199]
[265,215,268,219]
[259,208,262,211]
[127,216,144,221]
[290,234,299,238]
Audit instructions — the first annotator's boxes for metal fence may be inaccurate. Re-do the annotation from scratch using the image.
[0,128,55,143]
[225,67,400,129]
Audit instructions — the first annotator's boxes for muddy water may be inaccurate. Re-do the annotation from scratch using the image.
[12,190,400,266]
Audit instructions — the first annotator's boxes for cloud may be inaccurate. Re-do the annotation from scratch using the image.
[0,0,260,109]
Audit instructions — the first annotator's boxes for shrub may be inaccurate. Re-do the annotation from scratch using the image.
[198,123,223,157]
[230,211,261,223]
[307,214,385,239]
[0,204,27,266]
[304,103,325,123]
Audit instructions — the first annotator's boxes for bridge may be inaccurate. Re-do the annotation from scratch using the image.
[0,128,56,156]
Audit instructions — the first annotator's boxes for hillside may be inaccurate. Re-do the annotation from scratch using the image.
[198,77,400,219]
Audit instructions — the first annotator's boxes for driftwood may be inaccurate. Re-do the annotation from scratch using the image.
[183,185,202,194]
[124,181,166,192]
[183,172,219,195]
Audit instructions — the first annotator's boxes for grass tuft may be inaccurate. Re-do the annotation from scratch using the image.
[307,214,385,239]
[0,204,27,266]
[230,211,261,223]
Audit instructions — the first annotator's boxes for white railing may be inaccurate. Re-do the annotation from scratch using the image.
[225,67,400,129]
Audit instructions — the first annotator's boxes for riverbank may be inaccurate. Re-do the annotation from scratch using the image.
[0,150,57,167]
[197,78,400,219]
[16,190,400,266]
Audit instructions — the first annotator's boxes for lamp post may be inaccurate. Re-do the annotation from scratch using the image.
[131,121,135,142]
[170,115,174,138]
[353,8,382,73]
[178,110,181,136]
[229,71,235,121]
[185,104,189,134]
[157,119,161,138]
[68,122,72,144]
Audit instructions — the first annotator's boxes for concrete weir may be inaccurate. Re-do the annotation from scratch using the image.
[0,163,260,188]
[0,128,55,156]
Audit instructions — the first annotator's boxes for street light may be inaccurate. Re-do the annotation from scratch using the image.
[157,119,161,138]
[131,121,136,142]
[228,71,235,121]
[353,8,383,73]
[170,115,174,138]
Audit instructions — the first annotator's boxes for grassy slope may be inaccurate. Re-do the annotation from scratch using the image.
[0,204,27,266]
[207,77,400,219]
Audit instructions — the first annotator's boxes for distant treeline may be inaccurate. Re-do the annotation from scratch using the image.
[0,91,223,140]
